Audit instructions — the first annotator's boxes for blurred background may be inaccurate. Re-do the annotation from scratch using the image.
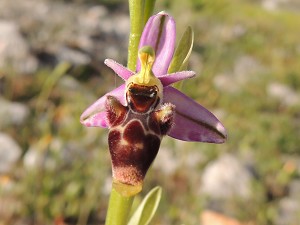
[0,0,300,224]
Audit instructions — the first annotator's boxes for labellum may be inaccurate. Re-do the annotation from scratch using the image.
[106,46,174,195]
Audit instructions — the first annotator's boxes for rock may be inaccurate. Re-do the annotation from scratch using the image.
[289,179,300,199]
[0,98,30,129]
[56,45,91,66]
[78,5,109,33]
[262,0,281,11]
[275,197,300,225]
[0,20,38,74]
[0,133,22,173]
[57,75,81,91]
[98,14,130,38]
[262,0,300,12]
[23,136,57,171]
[201,154,254,200]
[267,82,300,107]
[273,178,300,225]
[23,147,58,172]
[80,11,129,62]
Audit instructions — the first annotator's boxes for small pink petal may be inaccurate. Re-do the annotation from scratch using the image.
[158,71,195,86]
[163,86,227,143]
[137,12,176,76]
[80,84,126,127]
[105,59,134,80]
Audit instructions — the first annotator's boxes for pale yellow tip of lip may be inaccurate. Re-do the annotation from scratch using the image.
[112,180,142,197]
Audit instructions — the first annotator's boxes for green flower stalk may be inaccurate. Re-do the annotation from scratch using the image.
[127,0,144,71]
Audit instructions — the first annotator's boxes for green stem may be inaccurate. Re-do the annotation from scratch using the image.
[128,0,145,71]
[143,0,156,25]
[105,186,134,225]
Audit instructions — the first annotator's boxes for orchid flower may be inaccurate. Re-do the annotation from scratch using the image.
[80,12,227,194]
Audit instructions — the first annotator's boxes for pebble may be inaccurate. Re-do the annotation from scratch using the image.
[201,153,254,200]
[267,82,300,107]
[0,20,38,74]
[289,179,300,199]
[56,45,91,66]
[274,179,300,224]
[0,133,22,173]
[0,98,30,129]
[262,0,300,12]
[275,197,300,225]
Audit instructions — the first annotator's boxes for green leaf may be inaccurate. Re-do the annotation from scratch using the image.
[168,26,194,73]
[128,186,162,225]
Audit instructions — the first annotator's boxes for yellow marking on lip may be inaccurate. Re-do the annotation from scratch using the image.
[125,46,163,104]
[138,46,155,84]
[126,46,162,88]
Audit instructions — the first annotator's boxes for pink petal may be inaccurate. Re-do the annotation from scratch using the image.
[158,71,195,86]
[80,84,126,127]
[163,86,227,143]
[104,59,134,80]
[137,12,176,76]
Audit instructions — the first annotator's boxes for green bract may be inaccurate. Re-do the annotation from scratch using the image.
[128,186,162,225]
[168,26,194,73]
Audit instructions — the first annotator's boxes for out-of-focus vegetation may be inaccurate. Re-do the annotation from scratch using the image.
[0,0,300,224]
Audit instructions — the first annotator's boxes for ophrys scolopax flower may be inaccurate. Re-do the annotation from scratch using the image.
[80,12,227,195]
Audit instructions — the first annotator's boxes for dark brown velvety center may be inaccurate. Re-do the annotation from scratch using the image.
[127,83,159,113]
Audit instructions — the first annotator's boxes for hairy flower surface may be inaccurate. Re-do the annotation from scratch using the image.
[80,12,227,192]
